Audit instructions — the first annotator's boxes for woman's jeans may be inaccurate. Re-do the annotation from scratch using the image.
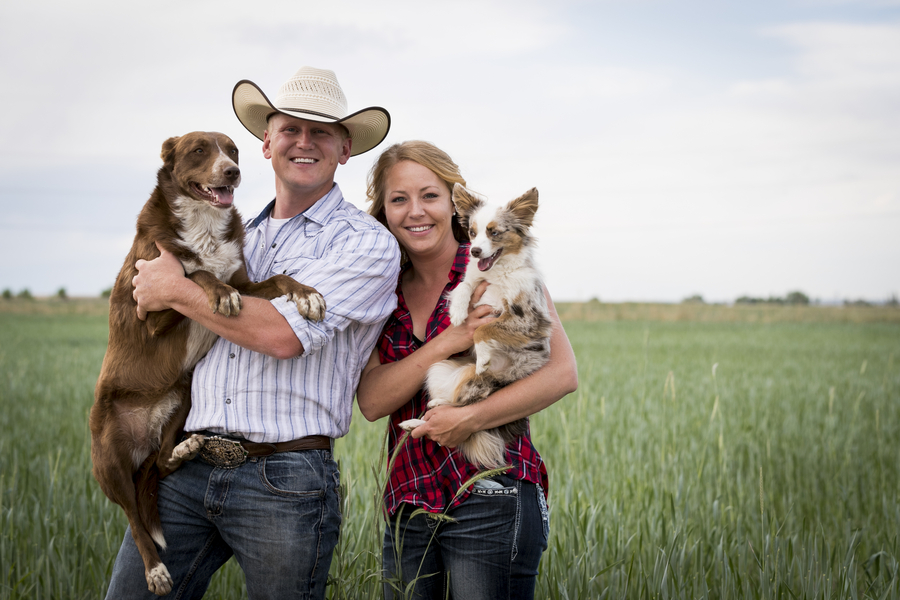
[103,449,341,600]
[383,474,550,600]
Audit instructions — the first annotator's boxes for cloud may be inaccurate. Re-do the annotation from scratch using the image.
[0,2,897,301]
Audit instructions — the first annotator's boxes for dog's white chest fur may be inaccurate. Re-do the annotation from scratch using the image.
[171,196,243,280]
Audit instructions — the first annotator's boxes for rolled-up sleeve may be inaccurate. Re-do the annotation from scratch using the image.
[272,220,400,357]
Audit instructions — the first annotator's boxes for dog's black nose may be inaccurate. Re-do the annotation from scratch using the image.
[225,166,240,181]
[470,247,482,258]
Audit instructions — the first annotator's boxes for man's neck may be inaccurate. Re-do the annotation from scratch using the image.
[271,182,336,219]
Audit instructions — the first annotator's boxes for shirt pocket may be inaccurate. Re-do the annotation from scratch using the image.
[272,255,319,279]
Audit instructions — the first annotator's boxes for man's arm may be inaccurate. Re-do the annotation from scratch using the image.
[132,245,303,359]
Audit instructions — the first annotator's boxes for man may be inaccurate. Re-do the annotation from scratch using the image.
[104,66,400,599]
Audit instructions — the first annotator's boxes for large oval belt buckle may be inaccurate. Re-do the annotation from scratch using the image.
[199,436,248,468]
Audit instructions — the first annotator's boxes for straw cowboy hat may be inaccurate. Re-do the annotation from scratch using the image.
[233,66,391,157]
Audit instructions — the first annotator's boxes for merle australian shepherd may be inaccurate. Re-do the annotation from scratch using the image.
[89,131,325,595]
[401,184,552,469]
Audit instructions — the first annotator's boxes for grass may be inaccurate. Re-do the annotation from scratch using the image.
[1,300,898,598]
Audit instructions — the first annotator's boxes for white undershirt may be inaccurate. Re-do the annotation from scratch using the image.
[264,214,291,248]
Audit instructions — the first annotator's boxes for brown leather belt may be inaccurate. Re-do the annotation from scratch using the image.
[197,433,332,468]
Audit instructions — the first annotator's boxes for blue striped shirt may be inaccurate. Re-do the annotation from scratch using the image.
[186,184,401,442]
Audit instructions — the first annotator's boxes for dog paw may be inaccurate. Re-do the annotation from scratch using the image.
[146,563,173,596]
[212,287,242,317]
[399,419,426,432]
[168,434,206,469]
[291,291,326,321]
[475,357,491,375]
[426,398,450,409]
[448,303,469,327]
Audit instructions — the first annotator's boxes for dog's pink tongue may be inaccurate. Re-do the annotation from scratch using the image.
[212,187,234,206]
[477,255,495,272]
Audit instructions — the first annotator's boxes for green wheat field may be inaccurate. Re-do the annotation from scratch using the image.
[1,299,898,599]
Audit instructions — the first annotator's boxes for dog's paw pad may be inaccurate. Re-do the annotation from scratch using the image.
[146,563,173,596]
[448,306,468,327]
[211,288,242,317]
[426,398,449,409]
[168,434,206,468]
[293,292,326,321]
[220,290,243,317]
[399,419,425,432]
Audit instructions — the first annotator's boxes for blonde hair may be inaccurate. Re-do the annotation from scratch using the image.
[366,141,468,246]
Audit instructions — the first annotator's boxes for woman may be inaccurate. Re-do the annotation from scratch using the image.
[358,141,578,599]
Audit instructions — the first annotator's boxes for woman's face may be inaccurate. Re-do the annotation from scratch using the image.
[383,160,457,260]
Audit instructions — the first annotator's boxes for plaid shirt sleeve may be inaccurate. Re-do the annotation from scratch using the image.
[377,243,549,515]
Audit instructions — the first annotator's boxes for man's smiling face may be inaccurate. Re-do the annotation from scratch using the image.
[263,113,352,205]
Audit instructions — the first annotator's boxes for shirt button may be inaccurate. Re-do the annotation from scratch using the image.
[229,353,235,359]
[225,399,231,404]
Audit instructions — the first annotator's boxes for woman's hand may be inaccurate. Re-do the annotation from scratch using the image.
[357,282,497,422]
[132,242,185,320]
[432,280,496,356]
[409,404,475,448]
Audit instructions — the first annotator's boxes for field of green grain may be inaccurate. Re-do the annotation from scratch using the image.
[1,300,898,599]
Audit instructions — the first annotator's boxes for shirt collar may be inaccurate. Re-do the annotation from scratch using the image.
[248,183,344,229]
[450,242,470,278]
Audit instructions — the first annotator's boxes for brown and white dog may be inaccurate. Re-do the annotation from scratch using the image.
[400,184,552,468]
[89,131,325,595]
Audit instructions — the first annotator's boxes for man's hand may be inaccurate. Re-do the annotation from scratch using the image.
[133,242,185,320]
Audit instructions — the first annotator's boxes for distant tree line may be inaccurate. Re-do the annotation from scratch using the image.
[735,291,810,305]
[682,291,899,307]
[1,287,69,301]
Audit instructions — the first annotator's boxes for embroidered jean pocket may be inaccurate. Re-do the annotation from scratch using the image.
[536,481,550,541]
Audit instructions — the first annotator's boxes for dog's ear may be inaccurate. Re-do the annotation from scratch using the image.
[452,183,484,217]
[160,136,180,165]
[507,188,539,228]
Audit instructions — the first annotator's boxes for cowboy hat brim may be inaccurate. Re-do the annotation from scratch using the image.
[232,79,391,157]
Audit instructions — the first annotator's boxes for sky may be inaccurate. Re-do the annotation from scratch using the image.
[1,0,898,303]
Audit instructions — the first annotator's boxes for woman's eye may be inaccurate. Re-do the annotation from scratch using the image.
[195,148,204,153]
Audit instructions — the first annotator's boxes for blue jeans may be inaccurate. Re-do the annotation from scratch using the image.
[382,475,550,600]
[104,449,341,600]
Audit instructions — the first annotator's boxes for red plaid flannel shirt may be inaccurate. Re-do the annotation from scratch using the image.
[378,243,549,515]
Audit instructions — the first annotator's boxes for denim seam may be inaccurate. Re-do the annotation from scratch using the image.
[204,465,235,519]
[173,531,220,600]
[306,463,330,594]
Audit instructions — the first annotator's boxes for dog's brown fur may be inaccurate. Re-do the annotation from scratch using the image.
[89,131,325,595]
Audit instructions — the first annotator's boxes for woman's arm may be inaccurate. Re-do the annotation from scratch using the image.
[356,301,496,421]
[408,288,578,447]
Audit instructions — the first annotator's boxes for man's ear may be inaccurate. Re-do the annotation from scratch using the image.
[262,130,272,160]
[338,136,352,166]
